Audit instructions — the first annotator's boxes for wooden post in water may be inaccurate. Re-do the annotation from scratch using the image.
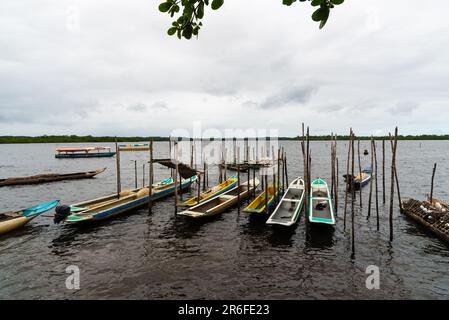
[351,135,356,257]
[430,163,437,203]
[148,140,154,213]
[237,168,241,213]
[252,167,256,199]
[115,138,121,198]
[264,173,268,214]
[203,158,206,191]
[389,128,398,242]
[382,139,386,204]
[306,127,311,212]
[373,140,380,230]
[281,149,285,194]
[133,160,138,189]
[389,134,403,211]
[301,123,307,224]
[330,133,335,201]
[335,156,339,211]
[142,163,145,187]
[343,129,353,231]
[174,141,179,214]
[367,137,374,218]
[284,152,289,188]
[357,138,363,207]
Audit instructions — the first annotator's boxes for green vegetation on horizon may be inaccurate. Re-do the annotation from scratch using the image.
[0,134,448,144]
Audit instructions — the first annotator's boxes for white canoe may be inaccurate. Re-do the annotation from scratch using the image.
[266,178,305,227]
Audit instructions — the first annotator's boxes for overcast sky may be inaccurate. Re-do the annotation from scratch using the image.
[1,0,448,137]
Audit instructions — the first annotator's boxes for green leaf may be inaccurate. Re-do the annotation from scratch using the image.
[158,2,172,13]
[330,0,344,5]
[211,0,224,10]
[167,27,177,36]
[311,0,324,6]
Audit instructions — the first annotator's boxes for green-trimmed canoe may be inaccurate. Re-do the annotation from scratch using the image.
[309,178,336,225]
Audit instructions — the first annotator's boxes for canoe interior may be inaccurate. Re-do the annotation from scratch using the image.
[181,176,237,206]
[269,190,304,222]
[183,179,258,215]
[188,197,228,213]
[310,198,333,220]
[0,211,22,223]
[244,184,279,213]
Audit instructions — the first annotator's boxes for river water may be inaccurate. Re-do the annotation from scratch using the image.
[0,141,448,299]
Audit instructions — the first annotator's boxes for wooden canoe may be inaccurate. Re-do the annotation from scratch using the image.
[62,176,197,224]
[343,167,372,191]
[0,168,106,187]
[266,178,305,227]
[243,183,280,214]
[0,200,60,235]
[309,179,336,225]
[118,144,151,151]
[178,175,238,207]
[178,178,260,219]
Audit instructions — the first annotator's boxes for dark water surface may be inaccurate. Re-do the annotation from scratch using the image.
[0,141,448,299]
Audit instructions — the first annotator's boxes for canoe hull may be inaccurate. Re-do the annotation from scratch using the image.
[55,152,116,159]
[0,217,31,235]
[0,168,106,187]
[65,177,197,224]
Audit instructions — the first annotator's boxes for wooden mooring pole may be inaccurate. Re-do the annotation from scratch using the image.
[351,134,356,257]
[367,137,374,218]
[357,138,363,207]
[373,140,379,229]
[430,163,437,203]
[174,141,179,214]
[389,127,398,242]
[343,129,352,231]
[115,138,121,198]
[149,140,154,213]
[382,139,386,204]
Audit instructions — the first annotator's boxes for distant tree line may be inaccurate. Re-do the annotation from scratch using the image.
[0,134,448,144]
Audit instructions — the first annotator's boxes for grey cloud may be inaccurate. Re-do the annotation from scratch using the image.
[259,86,317,109]
[388,101,419,116]
[151,101,168,110]
[127,103,148,112]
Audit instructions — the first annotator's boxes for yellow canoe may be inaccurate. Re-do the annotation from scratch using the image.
[243,184,280,214]
[178,178,260,218]
[178,175,238,207]
[0,200,60,235]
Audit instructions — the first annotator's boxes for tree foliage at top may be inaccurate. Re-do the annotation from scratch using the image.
[158,0,345,40]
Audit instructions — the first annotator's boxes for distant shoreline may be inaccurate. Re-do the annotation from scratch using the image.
[0,135,448,144]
